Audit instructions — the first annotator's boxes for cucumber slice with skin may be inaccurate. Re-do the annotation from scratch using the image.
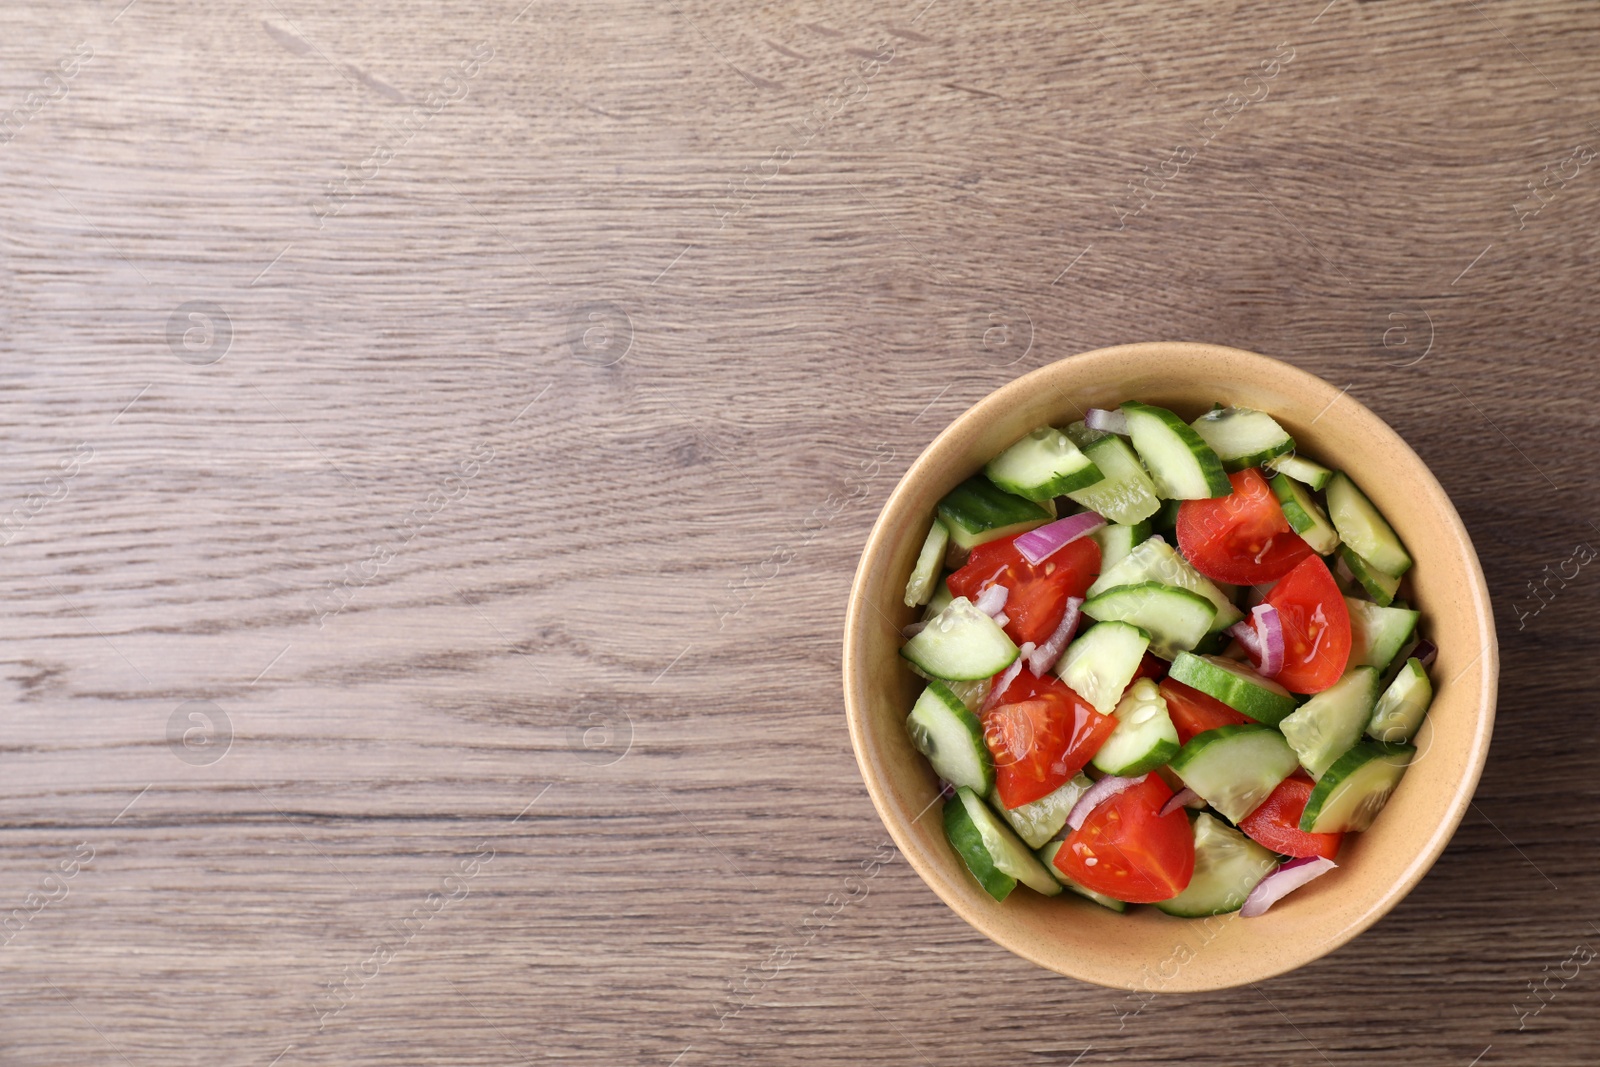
[1169,724,1299,823]
[937,477,1055,551]
[1326,473,1412,578]
[1189,407,1296,472]
[900,597,1019,681]
[943,675,990,714]
[1299,740,1414,833]
[903,519,950,608]
[1081,582,1217,660]
[1036,840,1129,911]
[992,774,1091,847]
[944,788,1062,899]
[922,577,954,620]
[906,680,994,793]
[1264,452,1334,491]
[1366,658,1433,743]
[1091,678,1182,776]
[1088,538,1244,633]
[1063,435,1162,525]
[1153,813,1278,917]
[1121,401,1232,500]
[1277,666,1383,778]
[1339,545,1402,607]
[984,427,1103,501]
[1270,473,1340,555]
[1063,420,1111,449]
[1091,520,1152,570]
[1055,620,1151,714]
[1167,652,1299,725]
[1346,598,1420,672]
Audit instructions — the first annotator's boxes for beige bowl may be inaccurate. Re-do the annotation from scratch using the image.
[842,342,1497,991]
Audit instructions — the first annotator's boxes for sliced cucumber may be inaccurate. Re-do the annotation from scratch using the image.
[1166,652,1299,725]
[1189,407,1295,472]
[992,774,1091,848]
[1121,401,1231,500]
[1339,545,1402,607]
[1087,537,1244,633]
[1081,582,1217,660]
[1264,452,1334,491]
[1037,840,1129,911]
[1091,520,1152,570]
[936,477,1055,551]
[944,787,1062,899]
[1277,666,1382,778]
[943,675,990,714]
[1063,420,1110,449]
[1168,724,1299,823]
[1366,658,1433,743]
[907,680,994,793]
[1326,473,1412,578]
[1154,813,1278,917]
[903,519,950,608]
[1055,620,1150,714]
[1269,473,1340,555]
[1062,435,1161,525]
[984,427,1103,501]
[1299,740,1414,833]
[923,577,954,620]
[1346,598,1420,672]
[1091,678,1181,776]
[900,596,1018,681]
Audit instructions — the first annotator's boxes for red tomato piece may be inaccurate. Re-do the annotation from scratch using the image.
[1159,678,1252,745]
[947,535,1100,648]
[1131,652,1168,686]
[983,672,1117,809]
[1176,469,1314,585]
[1052,775,1196,903]
[1261,555,1352,694]
[1239,776,1343,860]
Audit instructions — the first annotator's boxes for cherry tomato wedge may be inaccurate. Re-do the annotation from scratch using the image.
[1177,469,1314,585]
[947,534,1100,648]
[1260,554,1351,694]
[1052,775,1195,903]
[1159,677,1253,745]
[983,671,1117,809]
[1239,776,1343,860]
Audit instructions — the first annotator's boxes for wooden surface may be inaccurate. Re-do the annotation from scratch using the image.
[1,0,1596,1063]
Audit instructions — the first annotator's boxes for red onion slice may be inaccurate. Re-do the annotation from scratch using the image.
[1066,773,1146,831]
[973,584,1010,617]
[901,620,927,639]
[991,612,1010,629]
[983,657,1024,712]
[1252,603,1285,677]
[1026,596,1083,676]
[1412,639,1437,668]
[1084,407,1129,435]
[1240,855,1337,918]
[1158,786,1199,818]
[1014,512,1107,565]
[1227,618,1263,658]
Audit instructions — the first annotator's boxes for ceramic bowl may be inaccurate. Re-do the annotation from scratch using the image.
[842,342,1497,991]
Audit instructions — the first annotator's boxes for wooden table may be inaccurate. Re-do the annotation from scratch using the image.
[2,0,1596,1063]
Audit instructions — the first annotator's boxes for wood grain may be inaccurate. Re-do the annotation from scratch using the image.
[1,0,1597,1063]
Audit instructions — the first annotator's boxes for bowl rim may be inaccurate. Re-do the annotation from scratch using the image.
[842,341,1498,991]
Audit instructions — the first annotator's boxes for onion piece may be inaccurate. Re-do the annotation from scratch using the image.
[1026,597,1083,676]
[901,620,927,639]
[1158,786,1199,818]
[1227,618,1262,658]
[1084,407,1129,435]
[983,657,1024,712]
[1014,512,1107,565]
[1413,639,1437,668]
[1240,855,1338,918]
[1066,774,1146,831]
[1252,603,1286,677]
[991,612,1009,629]
[974,584,1010,617]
